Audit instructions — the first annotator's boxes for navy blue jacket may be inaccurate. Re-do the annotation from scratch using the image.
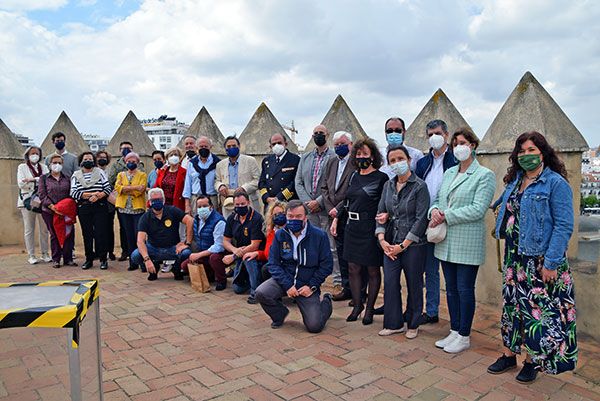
[268,222,333,291]
[193,210,225,252]
[258,151,300,203]
[415,148,457,180]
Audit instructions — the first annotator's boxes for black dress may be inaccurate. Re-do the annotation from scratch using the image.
[342,170,388,266]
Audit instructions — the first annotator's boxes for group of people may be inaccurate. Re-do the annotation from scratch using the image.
[17,117,577,383]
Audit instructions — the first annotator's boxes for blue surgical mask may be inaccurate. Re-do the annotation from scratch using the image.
[226,147,239,158]
[234,205,248,216]
[151,199,164,211]
[273,213,287,227]
[197,207,211,220]
[387,133,403,147]
[154,160,164,169]
[54,141,65,150]
[390,160,409,176]
[121,148,132,157]
[334,144,349,158]
[126,162,137,171]
[286,219,304,234]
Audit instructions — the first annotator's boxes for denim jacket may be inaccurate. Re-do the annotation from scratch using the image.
[493,168,573,270]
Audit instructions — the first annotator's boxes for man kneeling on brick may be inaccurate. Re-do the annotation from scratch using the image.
[255,200,333,333]
[187,195,229,291]
[131,188,194,280]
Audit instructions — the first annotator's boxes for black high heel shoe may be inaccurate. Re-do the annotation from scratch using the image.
[362,308,374,325]
[346,305,364,322]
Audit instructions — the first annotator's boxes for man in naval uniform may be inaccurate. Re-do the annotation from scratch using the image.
[258,133,300,211]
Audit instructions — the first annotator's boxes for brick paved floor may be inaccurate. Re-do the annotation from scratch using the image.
[1,251,599,400]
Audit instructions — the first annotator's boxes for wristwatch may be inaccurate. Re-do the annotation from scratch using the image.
[143,256,150,262]
[399,243,406,251]
[310,286,317,293]
[184,241,192,247]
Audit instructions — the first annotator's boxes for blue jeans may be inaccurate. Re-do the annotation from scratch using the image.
[131,244,192,274]
[441,261,479,336]
[424,242,440,317]
[232,258,262,298]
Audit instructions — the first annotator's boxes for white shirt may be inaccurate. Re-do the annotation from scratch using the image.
[291,224,308,261]
[335,154,349,190]
[424,152,445,205]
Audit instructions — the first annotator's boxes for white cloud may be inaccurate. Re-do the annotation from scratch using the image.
[0,0,67,12]
[0,0,598,149]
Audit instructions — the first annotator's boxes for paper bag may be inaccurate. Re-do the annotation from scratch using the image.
[188,262,211,293]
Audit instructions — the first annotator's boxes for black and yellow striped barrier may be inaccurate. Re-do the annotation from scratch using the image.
[0,279,99,348]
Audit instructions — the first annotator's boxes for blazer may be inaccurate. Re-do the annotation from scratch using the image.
[429,159,496,266]
[214,154,261,211]
[155,166,187,211]
[17,162,49,208]
[295,147,335,204]
[320,155,354,215]
[258,151,300,203]
[115,170,148,210]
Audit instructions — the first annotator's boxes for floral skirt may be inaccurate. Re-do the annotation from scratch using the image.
[501,248,577,374]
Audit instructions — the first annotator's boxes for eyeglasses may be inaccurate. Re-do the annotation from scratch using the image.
[313,131,326,136]
[385,128,403,134]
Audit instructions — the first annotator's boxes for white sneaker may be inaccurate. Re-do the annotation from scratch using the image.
[435,330,459,349]
[378,324,407,336]
[28,256,39,265]
[161,261,174,273]
[41,254,52,263]
[443,334,470,354]
[405,328,419,339]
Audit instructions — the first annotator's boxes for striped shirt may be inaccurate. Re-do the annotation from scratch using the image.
[70,168,111,201]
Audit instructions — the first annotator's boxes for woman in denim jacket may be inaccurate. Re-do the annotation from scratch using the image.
[487,131,577,384]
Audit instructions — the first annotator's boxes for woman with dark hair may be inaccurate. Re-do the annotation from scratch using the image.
[487,131,577,383]
[331,137,388,324]
[70,151,112,270]
[96,150,116,261]
[429,128,496,353]
[17,146,50,264]
[375,146,430,339]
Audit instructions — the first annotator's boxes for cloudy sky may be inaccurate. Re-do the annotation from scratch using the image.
[1,0,598,149]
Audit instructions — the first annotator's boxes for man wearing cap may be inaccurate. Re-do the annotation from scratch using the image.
[258,133,300,211]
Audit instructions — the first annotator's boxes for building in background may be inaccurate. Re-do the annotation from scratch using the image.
[582,146,600,199]
[82,133,110,152]
[14,133,36,148]
[141,115,189,150]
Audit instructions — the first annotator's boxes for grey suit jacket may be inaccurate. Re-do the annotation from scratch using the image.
[295,148,335,203]
[320,155,354,214]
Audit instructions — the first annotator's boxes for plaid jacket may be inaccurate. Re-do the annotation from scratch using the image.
[429,159,496,266]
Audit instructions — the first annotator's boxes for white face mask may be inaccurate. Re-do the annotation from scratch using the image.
[429,134,445,150]
[453,144,472,162]
[168,155,180,165]
[51,163,63,173]
[272,143,285,156]
[29,154,40,164]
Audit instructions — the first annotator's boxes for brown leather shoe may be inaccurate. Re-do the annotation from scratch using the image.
[332,289,352,301]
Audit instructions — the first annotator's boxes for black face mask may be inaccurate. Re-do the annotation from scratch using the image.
[234,206,249,216]
[356,157,372,170]
[313,133,327,147]
[186,150,197,159]
[97,158,109,167]
[198,148,210,158]
[81,160,95,169]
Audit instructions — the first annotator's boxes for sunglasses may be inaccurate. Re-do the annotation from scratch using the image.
[385,128,404,134]
[313,131,326,136]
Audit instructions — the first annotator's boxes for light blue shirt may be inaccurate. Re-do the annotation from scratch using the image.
[196,219,226,254]
[335,155,349,190]
[147,169,159,188]
[182,154,218,198]
[291,224,308,261]
[228,159,239,189]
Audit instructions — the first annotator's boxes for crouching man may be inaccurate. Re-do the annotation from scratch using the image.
[255,200,333,333]
[131,188,194,281]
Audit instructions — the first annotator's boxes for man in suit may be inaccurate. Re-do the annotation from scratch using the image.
[321,131,354,300]
[215,135,261,219]
[258,133,300,210]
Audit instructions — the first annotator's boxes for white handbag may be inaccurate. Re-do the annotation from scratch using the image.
[426,222,447,243]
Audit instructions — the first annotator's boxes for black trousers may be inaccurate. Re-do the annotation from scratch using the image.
[333,217,350,290]
[78,202,110,262]
[383,244,426,330]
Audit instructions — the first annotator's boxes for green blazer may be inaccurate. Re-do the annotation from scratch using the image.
[429,158,496,266]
